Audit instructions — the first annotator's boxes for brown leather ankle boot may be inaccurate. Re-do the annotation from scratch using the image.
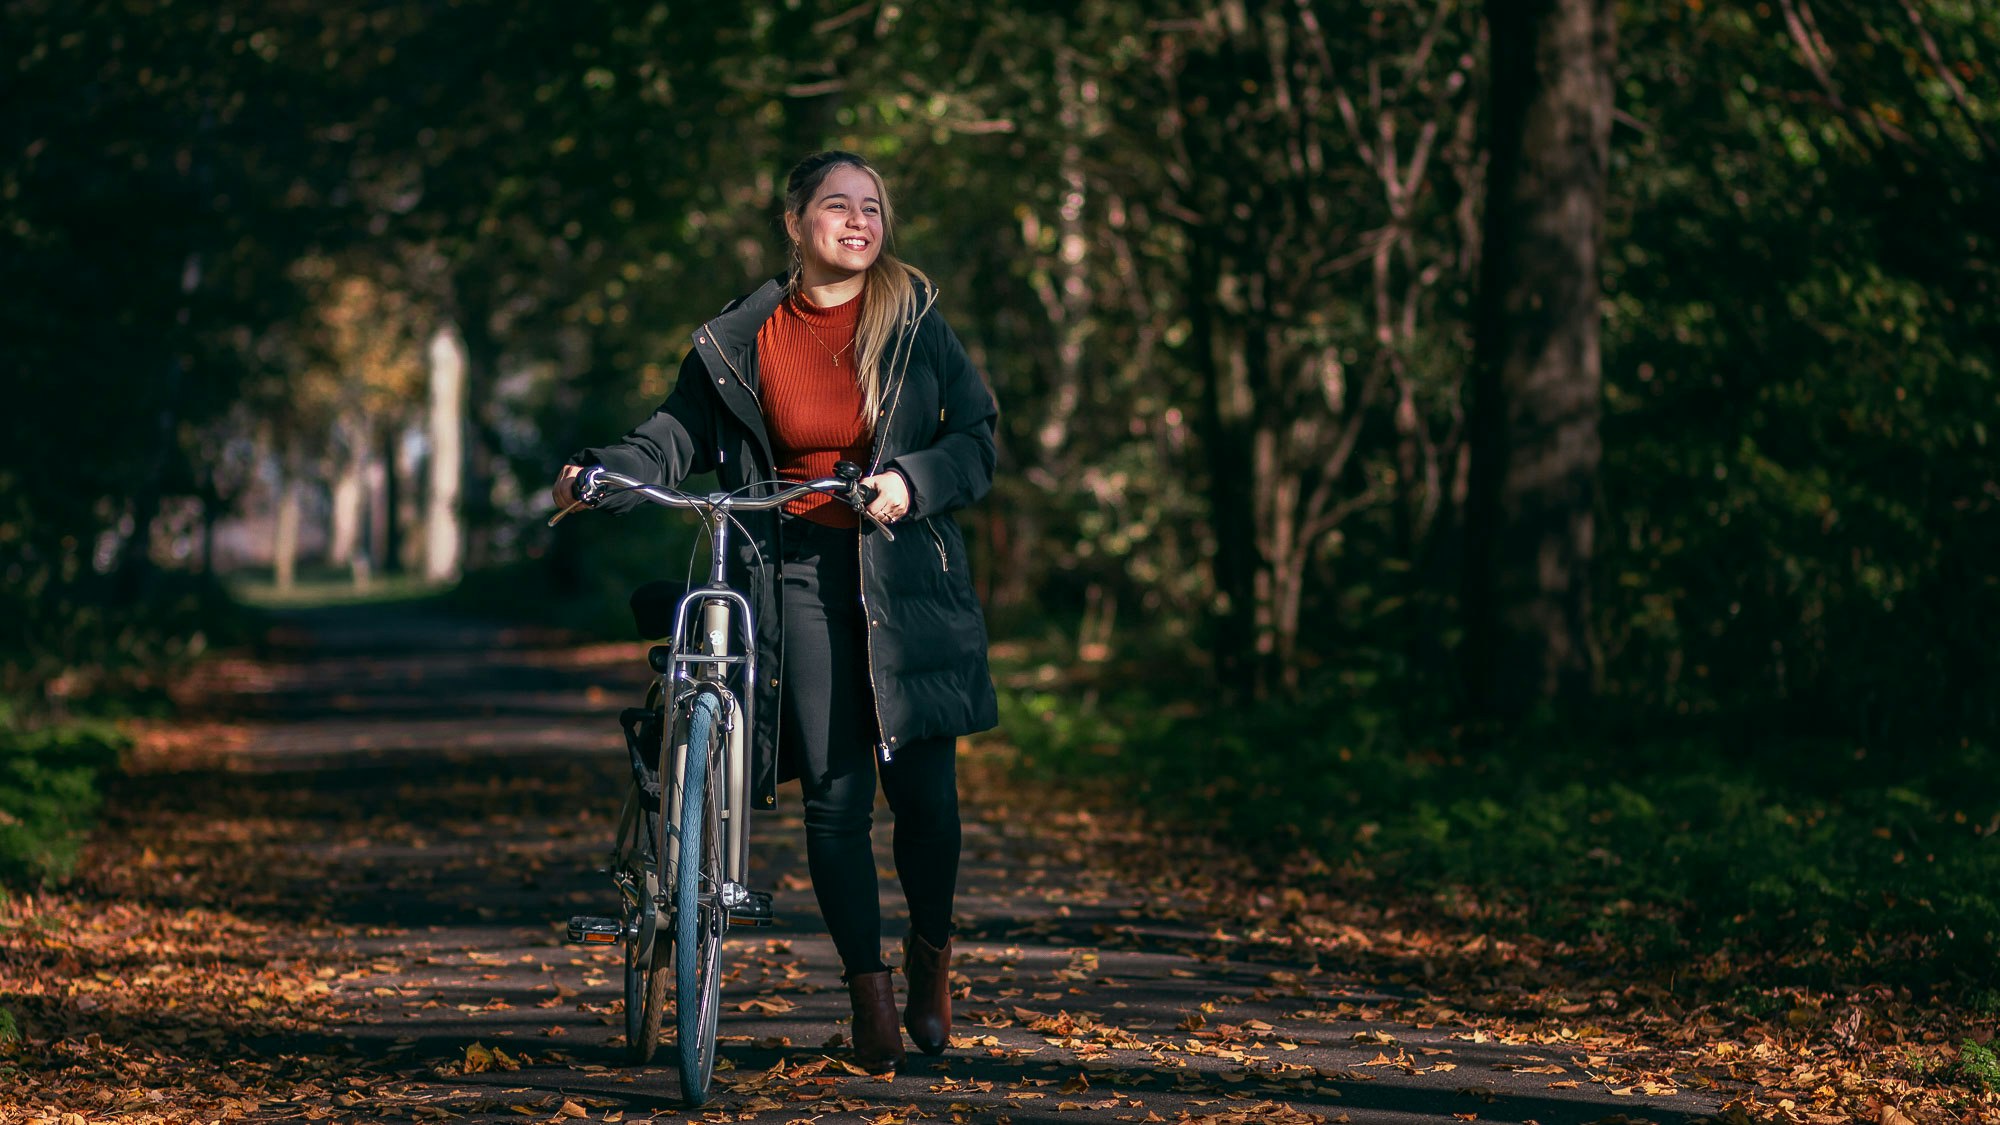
[845,970,905,1073]
[902,931,953,1055]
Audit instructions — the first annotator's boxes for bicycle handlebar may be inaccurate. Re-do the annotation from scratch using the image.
[553,461,896,541]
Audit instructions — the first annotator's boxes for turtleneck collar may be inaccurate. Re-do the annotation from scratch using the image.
[789,288,863,327]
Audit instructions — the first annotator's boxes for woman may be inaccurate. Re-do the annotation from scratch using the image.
[551,150,998,1073]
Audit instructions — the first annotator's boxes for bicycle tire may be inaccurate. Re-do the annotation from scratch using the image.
[673,692,725,1105]
[622,805,670,1064]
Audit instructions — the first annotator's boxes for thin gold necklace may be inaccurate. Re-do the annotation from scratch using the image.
[790,293,855,368]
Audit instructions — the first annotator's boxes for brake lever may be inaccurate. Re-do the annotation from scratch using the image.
[852,482,901,541]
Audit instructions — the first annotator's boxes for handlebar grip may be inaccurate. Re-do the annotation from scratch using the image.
[832,459,878,504]
[831,460,896,539]
[575,464,609,505]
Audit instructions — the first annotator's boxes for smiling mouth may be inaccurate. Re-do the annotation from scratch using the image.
[839,238,870,250]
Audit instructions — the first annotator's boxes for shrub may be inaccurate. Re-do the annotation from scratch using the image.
[0,718,122,889]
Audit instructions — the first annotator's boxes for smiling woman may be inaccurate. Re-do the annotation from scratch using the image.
[550,150,1000,1076]
[787,163,883,290]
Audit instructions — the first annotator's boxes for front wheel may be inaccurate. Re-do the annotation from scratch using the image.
[673,692,726,1105]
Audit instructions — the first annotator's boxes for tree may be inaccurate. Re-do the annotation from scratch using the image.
[1460,0,1615,720]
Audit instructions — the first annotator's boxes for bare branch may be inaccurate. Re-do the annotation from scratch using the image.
[811,2,875,37]
[1611,106,1652,134]
[1290,0,1337,80]
[1299,477,1385,549]
[1318,227,1400,277]
[1778,0,1918,148]
[1333,85,1376,166]
[1402,118,1442,213]
[1390,0,1455,104]
[783,79,847,98]
[1897,0,1998,158]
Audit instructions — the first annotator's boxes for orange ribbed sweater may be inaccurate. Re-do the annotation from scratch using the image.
[756,292,871,526]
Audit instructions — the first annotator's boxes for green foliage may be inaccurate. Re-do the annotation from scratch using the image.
[1959,1039,2000,1094]
[1597,1,2000,738]
[0,1006,17,1049]
[0,717,122,889]
[1004,663,2000,983]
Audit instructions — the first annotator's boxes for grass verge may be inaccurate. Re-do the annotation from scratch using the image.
[998,652,2000,993]
[226,568,447,609]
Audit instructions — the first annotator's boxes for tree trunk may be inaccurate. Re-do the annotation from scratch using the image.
[1188,241,1267,694]
[379,423,404,575]
[329,414,366,570]
[272,466,301,593]
[425,324,467,583]
[1461,0,1615,720]
[365,423,392,578]
[1006,59,1099,632]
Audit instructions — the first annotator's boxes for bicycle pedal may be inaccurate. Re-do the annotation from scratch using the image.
[727,890,776,927]
[567,915,623,945]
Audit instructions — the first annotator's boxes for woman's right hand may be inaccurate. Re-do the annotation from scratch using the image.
[551,464,586,509]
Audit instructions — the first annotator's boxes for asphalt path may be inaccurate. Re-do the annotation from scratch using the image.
[157,604,1724,1125]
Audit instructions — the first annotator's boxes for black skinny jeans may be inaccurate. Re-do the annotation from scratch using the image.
[779,518,960,976]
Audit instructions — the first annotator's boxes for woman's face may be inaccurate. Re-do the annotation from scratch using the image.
[789,164,885,282]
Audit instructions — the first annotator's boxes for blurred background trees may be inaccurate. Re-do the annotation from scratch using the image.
[4,0,1995,745]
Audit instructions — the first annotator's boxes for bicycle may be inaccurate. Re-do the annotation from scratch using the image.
[556,461,892,1106]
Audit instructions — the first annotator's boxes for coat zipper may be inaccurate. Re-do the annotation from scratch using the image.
[924,519,949,572]
[697,323,762,410]
[857,287,940,763]
[864,286,937,475]
[857,529,892,762]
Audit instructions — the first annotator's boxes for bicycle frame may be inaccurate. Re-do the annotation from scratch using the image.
[659,504,757,909]
[555,466,888,960]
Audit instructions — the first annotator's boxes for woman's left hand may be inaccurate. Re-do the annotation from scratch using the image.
[861,470,911,524]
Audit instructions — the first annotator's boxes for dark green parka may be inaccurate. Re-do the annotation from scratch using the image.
[574,275,999,809]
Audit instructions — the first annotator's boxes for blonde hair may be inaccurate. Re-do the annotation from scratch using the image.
[783,151,931,433]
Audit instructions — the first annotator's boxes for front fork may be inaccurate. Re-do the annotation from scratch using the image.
[676,689,751,908]
[658,597,754,932]
[695,597,754,907]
